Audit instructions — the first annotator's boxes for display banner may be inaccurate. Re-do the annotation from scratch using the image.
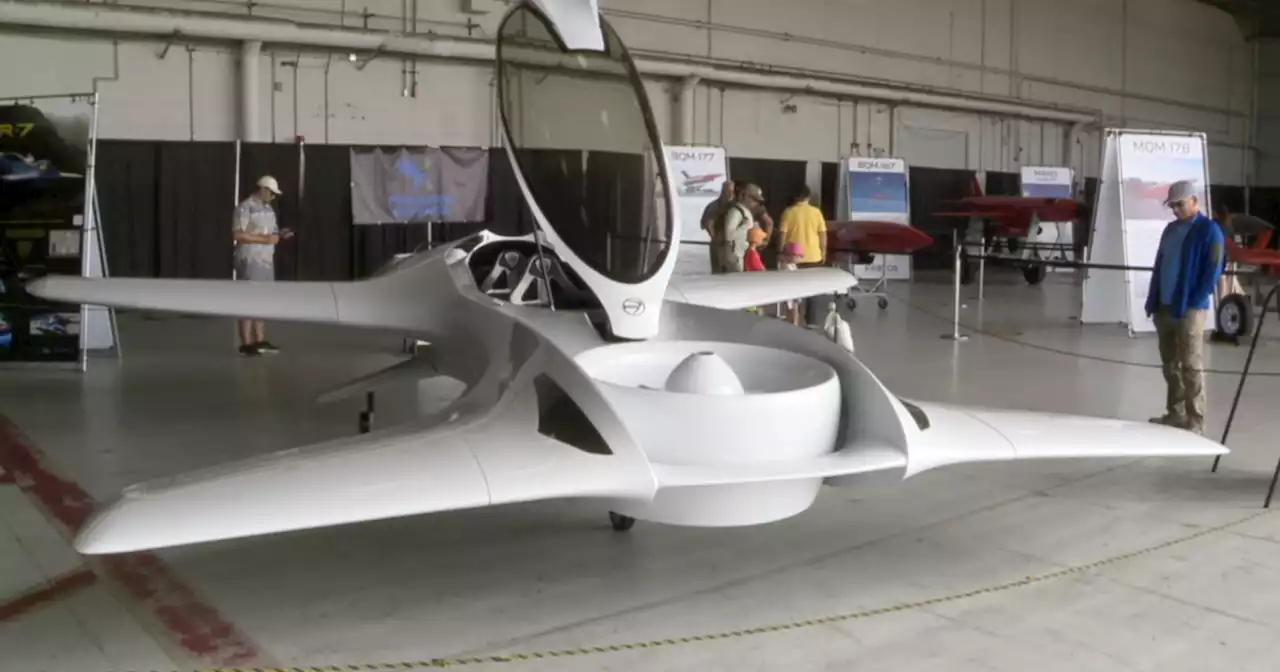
[350,147,488,224]
[1081,130,1214,335]
[665,145,727,277]
[0,101,91,364]
[843,157,911,280]
[1019,165,1075,273]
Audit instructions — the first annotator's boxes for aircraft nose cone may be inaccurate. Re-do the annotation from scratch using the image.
[664,351,744,395]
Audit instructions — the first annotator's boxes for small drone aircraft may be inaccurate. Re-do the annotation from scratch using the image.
[29,0,1226,556]
[826,220,933,310]
[936,175,1082,285]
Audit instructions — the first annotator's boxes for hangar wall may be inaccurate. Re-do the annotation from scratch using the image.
[0,0,1254,185]
[1255,40,1280,187]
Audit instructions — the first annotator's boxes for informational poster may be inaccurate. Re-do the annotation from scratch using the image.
[843,157,911,280]
[1081,130,1213,335]
[0,101,90,364]
[665,145,727,277]
[350,147,489,224]
[1019,166,1075,273]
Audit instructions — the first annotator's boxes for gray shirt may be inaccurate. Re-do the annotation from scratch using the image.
[233,196,278,267]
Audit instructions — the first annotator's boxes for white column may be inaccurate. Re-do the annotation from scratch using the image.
[240,40,262,142]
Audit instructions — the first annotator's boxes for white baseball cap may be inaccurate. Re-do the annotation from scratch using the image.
[257,175,282,195]
[1164,180,1196,206]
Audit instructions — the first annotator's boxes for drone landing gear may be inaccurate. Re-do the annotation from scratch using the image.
[1213,293,1252,345]
[609,511,636,532]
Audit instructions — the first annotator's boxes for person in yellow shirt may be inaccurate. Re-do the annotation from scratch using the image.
[776,186,827,266]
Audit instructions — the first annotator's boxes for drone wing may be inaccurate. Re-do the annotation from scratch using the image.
[899,401,1227,477]
[73,393,657,555]
[665,267,856,311]
[27,276,347,323]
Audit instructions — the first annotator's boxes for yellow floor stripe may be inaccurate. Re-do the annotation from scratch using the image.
[160,508,1270,672]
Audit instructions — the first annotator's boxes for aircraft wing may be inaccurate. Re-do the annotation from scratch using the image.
[899,401,1226,477]
[73,404,657,555]
[665,267,856,311]
[26,275,346,323]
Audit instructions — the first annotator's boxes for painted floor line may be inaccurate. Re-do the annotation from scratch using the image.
[0,566,97,622]
[0,415,269,669]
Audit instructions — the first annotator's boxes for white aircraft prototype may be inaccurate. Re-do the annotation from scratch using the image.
[30,0,1226,556]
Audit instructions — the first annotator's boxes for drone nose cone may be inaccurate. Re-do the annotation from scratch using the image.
[664,351,744,395]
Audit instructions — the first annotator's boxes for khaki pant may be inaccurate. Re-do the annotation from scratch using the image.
[1154,306,1208,430]
[716,240,746,273]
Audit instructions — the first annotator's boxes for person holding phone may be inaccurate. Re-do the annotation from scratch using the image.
[232,175,292,356]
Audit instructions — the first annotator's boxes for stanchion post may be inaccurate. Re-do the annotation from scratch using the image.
[1212,285,1278,490]
[978,235,986,303]
[941,228,969,342]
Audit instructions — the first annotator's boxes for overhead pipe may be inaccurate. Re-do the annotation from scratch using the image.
[0,0,1100,125]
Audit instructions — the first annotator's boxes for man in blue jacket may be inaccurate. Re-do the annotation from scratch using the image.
[1144,180,1224,434]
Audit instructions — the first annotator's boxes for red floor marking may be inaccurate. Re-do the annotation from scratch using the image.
[0,567,97,622]
[0,416,262,667]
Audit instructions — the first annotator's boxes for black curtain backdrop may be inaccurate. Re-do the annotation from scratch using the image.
[820,162,838,220]
[92,139,1268,280]
[983,171,1020,196]
[296,144,353,281]
[156,142,236,279]
[908,167,976,269]
[728,157,807,225]
[96,141,159,278]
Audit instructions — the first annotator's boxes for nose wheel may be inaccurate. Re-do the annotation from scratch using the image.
[609,511,636,531]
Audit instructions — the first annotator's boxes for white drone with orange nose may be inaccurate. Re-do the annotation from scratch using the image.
[28,0,1226,555]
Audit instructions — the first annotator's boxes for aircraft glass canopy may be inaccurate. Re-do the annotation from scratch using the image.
[496,4,672,285]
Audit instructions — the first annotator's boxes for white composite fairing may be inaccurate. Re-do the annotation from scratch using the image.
[24,0,1228,556]
[665,268,858,311]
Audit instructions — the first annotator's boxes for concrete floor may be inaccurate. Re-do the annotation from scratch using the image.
[4,270,1280,672]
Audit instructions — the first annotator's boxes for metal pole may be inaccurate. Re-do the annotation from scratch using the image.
[978,234,986,302]
[78,91,102,374]
[1213,284,1278,474]
[941,228,969,342]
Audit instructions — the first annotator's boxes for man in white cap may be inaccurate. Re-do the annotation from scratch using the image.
[232,175,292,356]
[1144,179,1224,434]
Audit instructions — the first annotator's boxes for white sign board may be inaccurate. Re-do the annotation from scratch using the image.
[842,157,911,280]
[1080,130,1214,335]
[665,145,727,278]
[1019,165,1075,273]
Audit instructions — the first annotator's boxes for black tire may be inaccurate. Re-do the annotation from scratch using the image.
[609,511,636,532]
[877,297,888,310]
[1023,264,1047,285]
[1216,293,1252,340]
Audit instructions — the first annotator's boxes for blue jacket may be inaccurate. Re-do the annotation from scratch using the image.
[1144,212,1225,319]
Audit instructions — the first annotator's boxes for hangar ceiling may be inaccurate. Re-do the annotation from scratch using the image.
[1198,0,1280,38]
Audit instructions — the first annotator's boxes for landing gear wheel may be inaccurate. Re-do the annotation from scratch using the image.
[877,297,889,310]
[609,511,636,532]
[846,298,857,311]
[1023,264,1047,285]
[1215,293,1252,343]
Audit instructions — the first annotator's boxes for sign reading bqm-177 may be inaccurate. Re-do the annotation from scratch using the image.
[349,147,489,225]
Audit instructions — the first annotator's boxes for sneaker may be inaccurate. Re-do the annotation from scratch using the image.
[255,341,280,354]
[238,344,260,356]
[1149,414,1189,428]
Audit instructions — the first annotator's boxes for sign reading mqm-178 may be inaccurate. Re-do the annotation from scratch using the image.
[28,0,1226,556]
